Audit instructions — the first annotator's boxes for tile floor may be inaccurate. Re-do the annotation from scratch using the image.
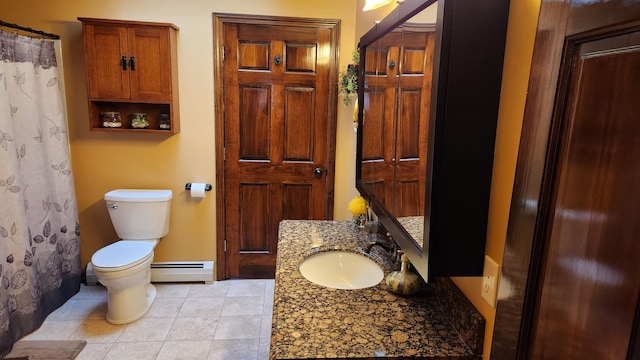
[18,279,275,360]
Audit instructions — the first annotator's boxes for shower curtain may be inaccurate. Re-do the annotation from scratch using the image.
[0,30,81,356]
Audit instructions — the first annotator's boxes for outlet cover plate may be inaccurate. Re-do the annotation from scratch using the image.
[481,255,500,308]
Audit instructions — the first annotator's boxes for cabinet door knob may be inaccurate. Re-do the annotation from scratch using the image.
[129,56,135,71]
[274,55,282,65]
[121,56,127,70]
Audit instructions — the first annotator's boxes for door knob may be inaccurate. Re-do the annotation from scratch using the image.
[314,168,324,178]
[274,55,282,65]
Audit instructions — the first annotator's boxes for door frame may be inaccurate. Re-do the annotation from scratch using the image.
[491,3,640,359]
[212,13,339,280]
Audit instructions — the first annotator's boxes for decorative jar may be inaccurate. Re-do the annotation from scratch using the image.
[353,214,368,229]
[131,113,149,128]
[101,112,122,128]
[386,253,420,296]
[158,114,171,130]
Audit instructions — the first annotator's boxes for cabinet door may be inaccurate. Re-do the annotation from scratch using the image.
[84,24,131,100]
[127,26,171,102]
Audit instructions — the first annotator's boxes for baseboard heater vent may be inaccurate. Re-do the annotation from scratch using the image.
[85,261,214,286]
[151,261,214,284]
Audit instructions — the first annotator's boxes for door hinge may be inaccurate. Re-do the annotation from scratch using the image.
[223,147,226,161]
[224,239,227,252]
[222,46,225,62]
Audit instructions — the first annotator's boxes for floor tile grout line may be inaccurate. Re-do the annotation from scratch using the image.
[23,281,275,360]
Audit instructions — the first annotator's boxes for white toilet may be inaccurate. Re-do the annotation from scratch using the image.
[91,189,172,324]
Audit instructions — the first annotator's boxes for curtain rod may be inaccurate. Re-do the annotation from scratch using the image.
[0,19,60,40]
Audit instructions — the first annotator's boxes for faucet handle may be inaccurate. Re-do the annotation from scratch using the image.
[392,249,404,268]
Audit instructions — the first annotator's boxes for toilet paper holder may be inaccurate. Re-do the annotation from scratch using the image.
[185,183,212,191]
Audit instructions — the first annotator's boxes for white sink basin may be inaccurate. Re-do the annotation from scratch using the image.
[299,251,384,289]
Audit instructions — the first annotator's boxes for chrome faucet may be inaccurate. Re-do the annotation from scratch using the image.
[365,239,394,253]
[365,235,401,268]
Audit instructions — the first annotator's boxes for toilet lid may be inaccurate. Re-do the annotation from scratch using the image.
[91,240,155,270]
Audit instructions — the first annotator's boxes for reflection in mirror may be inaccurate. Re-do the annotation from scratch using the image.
[359,35,379,203]
[361,30,399,212]
[360,3,437,249]
[393,6,437,248]
[357,0,509,280]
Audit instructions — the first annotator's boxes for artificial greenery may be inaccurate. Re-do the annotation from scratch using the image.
[339,51,360,106]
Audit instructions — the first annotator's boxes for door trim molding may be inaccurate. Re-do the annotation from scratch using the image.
[212,13,340,280]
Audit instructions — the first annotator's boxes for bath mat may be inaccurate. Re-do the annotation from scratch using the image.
[2,340,86,360]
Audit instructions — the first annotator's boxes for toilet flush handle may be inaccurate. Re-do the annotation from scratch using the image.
[106,203,118,209]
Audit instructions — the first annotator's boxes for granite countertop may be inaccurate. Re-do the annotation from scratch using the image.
[270,220,484,360]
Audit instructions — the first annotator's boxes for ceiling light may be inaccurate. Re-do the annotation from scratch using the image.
[363,0,394,11]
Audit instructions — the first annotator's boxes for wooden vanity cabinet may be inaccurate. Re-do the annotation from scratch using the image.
[79,18,180,134]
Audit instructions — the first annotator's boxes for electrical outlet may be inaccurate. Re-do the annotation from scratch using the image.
[481,255,500,308]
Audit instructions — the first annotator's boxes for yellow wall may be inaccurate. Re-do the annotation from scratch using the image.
[2,0,359,270]
[450,0,541,358]
[4,0,541,357]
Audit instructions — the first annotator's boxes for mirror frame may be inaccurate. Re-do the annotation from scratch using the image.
[356,0,510,282]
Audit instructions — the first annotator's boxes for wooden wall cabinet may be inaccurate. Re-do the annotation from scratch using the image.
[79,18,180,134]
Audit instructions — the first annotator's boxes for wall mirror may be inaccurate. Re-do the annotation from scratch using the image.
[356,0,510,281]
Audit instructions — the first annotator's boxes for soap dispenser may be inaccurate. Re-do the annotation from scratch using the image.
[385,252,420,296]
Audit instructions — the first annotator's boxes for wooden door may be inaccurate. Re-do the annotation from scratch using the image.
[83,23,130,100]
[215,15,339,279]
[529,29,640,359]
[127,26,171,102]
[393,27,434,217]
[361,25,434,216]
[490,3,640,359]
[361,30,400,211]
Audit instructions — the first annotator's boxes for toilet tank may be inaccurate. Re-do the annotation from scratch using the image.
[105,189,172,240]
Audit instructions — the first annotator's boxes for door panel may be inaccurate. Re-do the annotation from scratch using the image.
[285,44,317,72]
[283,184,313,220]
[239,86,270,160]
[219,17,338,279]
[238,42,270,70]
[239,184,270,252]
[284,88,315,161]
[393,29,432,217]
[530,30,640,360]
[362,42,397,210]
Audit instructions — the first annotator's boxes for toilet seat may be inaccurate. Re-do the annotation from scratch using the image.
[91,240,155,272]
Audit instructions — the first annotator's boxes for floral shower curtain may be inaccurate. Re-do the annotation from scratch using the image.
[0,30,81,356]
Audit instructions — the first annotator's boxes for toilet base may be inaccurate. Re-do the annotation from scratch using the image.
[106,282,156,325]
[93,253,157,325]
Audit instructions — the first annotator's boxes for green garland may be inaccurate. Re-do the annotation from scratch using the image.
[339,51,360,106]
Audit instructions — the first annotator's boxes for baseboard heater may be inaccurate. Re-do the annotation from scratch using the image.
[85,261,214,286]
